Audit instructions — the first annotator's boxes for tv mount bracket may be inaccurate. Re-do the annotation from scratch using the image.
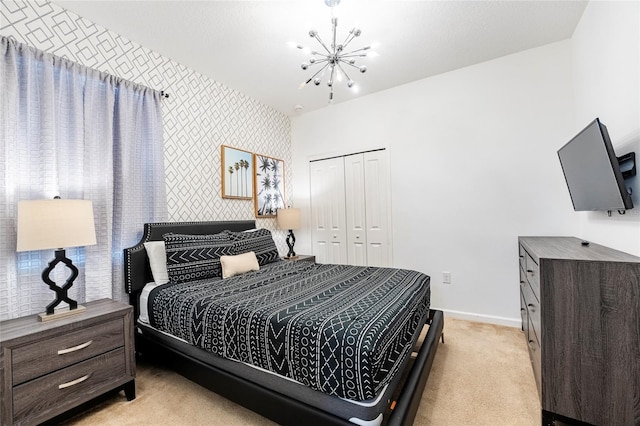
[617,152,636,179]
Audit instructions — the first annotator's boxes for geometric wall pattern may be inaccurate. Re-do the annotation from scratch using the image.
[1,0,292,251]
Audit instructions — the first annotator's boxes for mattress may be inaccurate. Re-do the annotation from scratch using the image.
[136,320,425,425]
[139,288,426,425]
[147,260,430,401]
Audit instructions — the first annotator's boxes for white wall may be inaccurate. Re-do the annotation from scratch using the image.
[571,0,640,256]
[292,41,578,326]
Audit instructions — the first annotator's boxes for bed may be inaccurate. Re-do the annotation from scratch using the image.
[124,220,443,425]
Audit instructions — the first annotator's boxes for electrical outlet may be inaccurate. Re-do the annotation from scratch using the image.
[442,271,451,284]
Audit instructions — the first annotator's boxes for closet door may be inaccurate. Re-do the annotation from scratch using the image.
[364,150,392,267]
[344,154,368,266]
[309,158,348,264]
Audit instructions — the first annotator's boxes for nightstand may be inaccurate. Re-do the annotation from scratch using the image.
[0,298,135,425]
[283,254,316,262]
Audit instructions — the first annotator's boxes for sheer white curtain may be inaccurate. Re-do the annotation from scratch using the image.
[0,36,167,320]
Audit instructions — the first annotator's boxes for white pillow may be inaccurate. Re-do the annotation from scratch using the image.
[143,241,169,284]
[220,251,260,279]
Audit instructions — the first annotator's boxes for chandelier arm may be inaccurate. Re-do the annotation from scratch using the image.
[342,31,357,49]
[311,52,331,59]
[340,53,368,59]
[304,63,331,85]
[344,46,371,55]
[339,59,364,70]
[336,62,353,82]
[313,33,333,55]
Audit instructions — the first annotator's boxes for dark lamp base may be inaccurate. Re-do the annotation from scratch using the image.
[285,230,297,259]
[42,249,81,316]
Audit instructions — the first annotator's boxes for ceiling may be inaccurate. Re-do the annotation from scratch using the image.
[52,0,588,116]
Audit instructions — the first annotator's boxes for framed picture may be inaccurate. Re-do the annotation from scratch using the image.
[253,153,285,217]
[221,145,253,200]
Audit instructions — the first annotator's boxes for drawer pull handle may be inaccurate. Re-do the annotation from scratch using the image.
[58,340,93,355]
[527,269,534,273]
[519,255,524,259]
[58,373,91,389]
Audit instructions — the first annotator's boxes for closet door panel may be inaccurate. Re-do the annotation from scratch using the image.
[310,158,347,264]
[344,154,368,266]
[364,150,391,267]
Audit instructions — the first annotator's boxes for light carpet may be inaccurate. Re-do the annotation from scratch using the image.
[66,317,540,425]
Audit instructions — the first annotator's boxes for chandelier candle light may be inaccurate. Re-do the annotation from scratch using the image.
[297,0,374,102]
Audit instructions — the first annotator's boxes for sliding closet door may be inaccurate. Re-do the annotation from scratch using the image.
[309,157,348,264]
[363,150,392,267]
[344,154,368,266]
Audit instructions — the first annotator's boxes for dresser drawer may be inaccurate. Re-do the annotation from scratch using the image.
[12,318,124,385]
[518,244,526,271]
[520,290,528,336]
[527,316,541,398]
[521,282,540,342]
[524,252,540,298]
[12,347,126,425]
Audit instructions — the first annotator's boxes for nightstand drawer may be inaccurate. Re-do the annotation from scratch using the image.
[12,318,124,385]
[12,347,126,425]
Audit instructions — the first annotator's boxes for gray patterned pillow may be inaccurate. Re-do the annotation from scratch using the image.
[163,233,234,283]
[227,229,279,265]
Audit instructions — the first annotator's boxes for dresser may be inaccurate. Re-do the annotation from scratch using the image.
[0,299,135,425]
[518,237,640,425]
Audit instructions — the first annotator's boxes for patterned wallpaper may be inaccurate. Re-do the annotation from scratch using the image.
[1,0,292,250]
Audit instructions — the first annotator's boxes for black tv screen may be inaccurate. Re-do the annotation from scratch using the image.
[558,118,633,211]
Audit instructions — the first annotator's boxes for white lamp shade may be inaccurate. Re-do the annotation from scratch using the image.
[17,199,97,252]
[277,208,301,230]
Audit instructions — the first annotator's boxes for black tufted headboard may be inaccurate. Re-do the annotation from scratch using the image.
[123,221,256,309]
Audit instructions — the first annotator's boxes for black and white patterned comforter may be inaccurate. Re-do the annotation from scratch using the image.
[148,260,430,401]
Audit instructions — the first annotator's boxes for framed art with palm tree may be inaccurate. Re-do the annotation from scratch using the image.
[221,145,253,200]
[253,153,285,217]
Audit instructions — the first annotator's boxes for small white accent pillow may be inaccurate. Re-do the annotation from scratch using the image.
[220,251,260,279]
[143,241,169,285]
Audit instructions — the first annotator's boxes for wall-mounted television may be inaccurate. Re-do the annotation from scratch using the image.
[558,118,633,211]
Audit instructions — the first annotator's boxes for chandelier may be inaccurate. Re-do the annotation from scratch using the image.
[296,0,373,102]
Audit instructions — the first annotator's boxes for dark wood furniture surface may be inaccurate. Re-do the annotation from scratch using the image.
[518,236,640,426]
[124,221,443,426]
[0,298,135,425]
[283,254,316,262]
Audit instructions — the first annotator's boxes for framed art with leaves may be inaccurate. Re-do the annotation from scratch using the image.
[221,145,253,200]
[253,153,285,217]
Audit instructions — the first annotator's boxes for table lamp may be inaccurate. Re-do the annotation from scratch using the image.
[17,198,97,321]
[277,208,301,259]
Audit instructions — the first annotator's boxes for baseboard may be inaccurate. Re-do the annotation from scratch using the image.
[430,307,521,328]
